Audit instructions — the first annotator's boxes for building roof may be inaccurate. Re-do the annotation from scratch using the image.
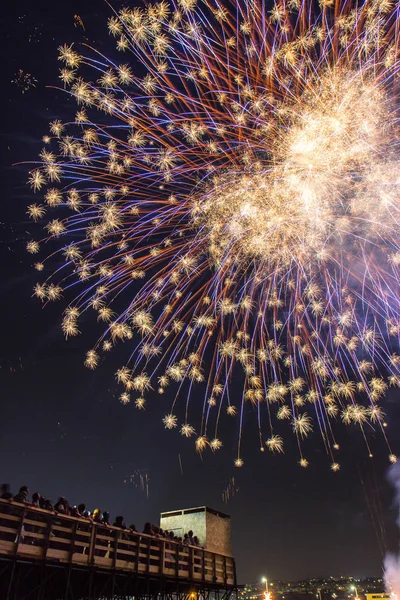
[160,506,230,519]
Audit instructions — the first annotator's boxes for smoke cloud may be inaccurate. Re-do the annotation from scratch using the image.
[384,463,400,596]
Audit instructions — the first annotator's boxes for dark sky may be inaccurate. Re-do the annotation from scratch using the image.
[1,0,400,583]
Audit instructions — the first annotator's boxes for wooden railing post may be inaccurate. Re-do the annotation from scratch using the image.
[189,546,194,581]
[175,541,179,578]
[146,536,151,574]
[88,522,96,565]
[113,529,119,569]
[134,534,141,573]
[68,521,78,563]
[161,540,165,577]
[212,552,216,582]
[42,514,53,561]
[15,505,26,555]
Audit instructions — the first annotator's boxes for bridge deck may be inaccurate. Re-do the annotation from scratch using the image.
[0,498,236,593]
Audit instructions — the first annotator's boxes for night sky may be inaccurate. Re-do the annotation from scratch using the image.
[1,0,400,583]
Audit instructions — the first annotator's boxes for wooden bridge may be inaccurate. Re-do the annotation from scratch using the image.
[0,499,237,600]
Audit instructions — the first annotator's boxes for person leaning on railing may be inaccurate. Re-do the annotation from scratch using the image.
[0,483,13,500]
[31,492,41,507]
[113,515,127,529]
[70,503,85,518]
[13,486,29,503]
[54,496,70,514]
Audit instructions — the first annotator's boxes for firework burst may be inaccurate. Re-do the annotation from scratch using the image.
[26,0,400,468]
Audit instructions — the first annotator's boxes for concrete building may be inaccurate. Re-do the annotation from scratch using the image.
[160,506,232,556]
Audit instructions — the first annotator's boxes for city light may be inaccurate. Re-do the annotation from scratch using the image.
[240,577,389,600]
[351,585,360,600]
[262,577,271,600]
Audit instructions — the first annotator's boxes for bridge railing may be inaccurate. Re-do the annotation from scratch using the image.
[0,499,236,587]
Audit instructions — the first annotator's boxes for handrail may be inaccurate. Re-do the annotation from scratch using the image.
[0,499,236,588]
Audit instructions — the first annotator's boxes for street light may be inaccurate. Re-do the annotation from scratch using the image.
[261,578,270,600]
[351,585,359,600]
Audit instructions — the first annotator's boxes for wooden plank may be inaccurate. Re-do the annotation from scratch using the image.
[46,548,70,561]
[117,541,139,552]
[48,536,71,545]
[51,525,74,534]
[113,558,133,571]
[23,518,51,527]
[149,565,159,574]
[0,525,19,535]
[74,533,90,541]
[93,556,113,567]
[14,531,45,540]
[70,539,90,548]
[71,553,89,564]
[0,514,21,523]
[178,569,189,577]
[0,541,15,551]
[94,534,114,542]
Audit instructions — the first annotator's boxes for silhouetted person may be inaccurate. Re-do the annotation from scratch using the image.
[92,508,103,523]
[1,484,13,500]
[113,516,126,529]
[129,523,136,531]
[13,486,29,503]
[103,511,110,525]
[31,493,41,507]
[43,498,54,511]
[183,533,189,545]
[54,497,68,514]
[188,530,194,545]
[70,504,83,517]
[143,522,152,535]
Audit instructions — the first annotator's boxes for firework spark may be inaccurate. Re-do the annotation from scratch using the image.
[222,476,239,503]
[26,0,400,468]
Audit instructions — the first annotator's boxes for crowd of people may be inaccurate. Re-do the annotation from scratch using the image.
[1,484,203,548]
[143,522,202,547]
